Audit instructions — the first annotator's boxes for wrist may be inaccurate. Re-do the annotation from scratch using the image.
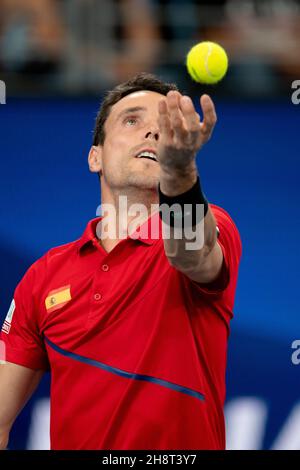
[158,175,209,228]
[159,162,198,197]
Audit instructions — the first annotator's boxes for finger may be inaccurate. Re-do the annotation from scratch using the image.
[158,99,172,139]
[200,94,217,139]
[179,95,201,134]
[166,91,188,141]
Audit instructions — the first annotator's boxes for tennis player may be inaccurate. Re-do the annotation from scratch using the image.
[0,73,241,450]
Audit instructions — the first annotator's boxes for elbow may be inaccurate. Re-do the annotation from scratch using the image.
[166,254,200,274]
[166,243,214,275]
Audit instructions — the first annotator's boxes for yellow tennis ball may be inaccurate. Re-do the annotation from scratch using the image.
[186,42,228,84]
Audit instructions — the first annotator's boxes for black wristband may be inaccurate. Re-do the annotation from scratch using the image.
[158,177,209,227]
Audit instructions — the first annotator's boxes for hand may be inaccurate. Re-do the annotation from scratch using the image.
[157,90,217,175]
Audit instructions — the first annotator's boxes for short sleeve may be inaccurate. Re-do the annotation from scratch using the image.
[187,204,242,297]
[0,261,49,371]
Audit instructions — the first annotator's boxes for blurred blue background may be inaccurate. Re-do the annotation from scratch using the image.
[0,95,299,449]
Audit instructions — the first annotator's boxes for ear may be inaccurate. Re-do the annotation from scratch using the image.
[88,145,103,175]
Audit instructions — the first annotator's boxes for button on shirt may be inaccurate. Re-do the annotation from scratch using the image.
[1,206,242,450]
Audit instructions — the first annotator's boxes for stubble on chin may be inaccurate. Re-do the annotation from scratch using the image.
[104,164,159,192]
[126,172,159,190]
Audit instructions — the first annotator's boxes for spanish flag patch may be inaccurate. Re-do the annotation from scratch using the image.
[45,285,71,313]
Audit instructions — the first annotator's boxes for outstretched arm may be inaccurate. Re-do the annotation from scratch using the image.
[157,90,223,284]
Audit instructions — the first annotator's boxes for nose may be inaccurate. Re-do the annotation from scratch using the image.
[145,129,159,141]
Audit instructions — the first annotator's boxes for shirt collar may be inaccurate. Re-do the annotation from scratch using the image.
[77,212,161,252]
[77,217,101,252]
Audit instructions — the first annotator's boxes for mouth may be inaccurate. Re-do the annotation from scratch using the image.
[135,149,158,162]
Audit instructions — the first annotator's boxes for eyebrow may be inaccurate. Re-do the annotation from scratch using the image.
[116,106,146,121]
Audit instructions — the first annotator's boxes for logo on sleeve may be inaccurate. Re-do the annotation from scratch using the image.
[45,285,72,313]
[1,299,15,334]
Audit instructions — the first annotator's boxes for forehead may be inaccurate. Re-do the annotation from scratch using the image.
[109,90,165,120]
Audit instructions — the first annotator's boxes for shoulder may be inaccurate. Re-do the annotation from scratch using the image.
[18,238,80,289]
[209,203,242,257]
[43,238,80,263]
[210,204,239,228]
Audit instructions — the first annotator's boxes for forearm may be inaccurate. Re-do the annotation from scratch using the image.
[0,363,44,450]
[0,428,9,450]
[160,167,218,272]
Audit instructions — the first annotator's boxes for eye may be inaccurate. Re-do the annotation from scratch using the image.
[124,116,138,126]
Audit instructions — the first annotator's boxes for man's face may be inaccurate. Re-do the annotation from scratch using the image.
[99,91,165,191]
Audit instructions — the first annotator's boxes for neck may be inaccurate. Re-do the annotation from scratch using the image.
[99,185,158,252]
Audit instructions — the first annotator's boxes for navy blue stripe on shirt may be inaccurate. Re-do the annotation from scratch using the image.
[45,337,205,402]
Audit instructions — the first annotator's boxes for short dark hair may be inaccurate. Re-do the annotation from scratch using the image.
[92,72,178,146]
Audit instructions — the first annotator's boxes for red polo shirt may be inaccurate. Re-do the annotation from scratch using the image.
[1,205,241,450]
